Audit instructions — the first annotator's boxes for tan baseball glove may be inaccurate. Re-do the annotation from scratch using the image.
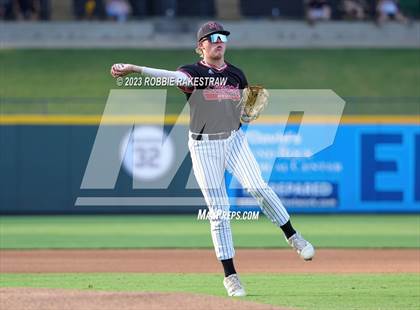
[239,85,269,123]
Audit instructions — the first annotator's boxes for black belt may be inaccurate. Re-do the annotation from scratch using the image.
[191,131,232,141]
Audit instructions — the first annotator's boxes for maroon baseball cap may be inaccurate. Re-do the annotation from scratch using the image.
[197,21,230,42]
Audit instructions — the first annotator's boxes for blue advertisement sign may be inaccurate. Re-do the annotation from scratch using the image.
[230,124,420,213]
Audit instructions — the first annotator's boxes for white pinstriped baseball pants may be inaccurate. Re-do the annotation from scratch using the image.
[189,129,290,260]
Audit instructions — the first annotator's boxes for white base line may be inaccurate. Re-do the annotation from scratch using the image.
[75,197,259,207]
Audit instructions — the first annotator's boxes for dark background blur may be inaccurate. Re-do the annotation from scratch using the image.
[1,0,418,21]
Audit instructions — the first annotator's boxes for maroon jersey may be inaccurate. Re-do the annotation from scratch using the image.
[177,60,248,134]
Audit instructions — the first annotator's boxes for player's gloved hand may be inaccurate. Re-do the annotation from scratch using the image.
[110,63,134,77]
[240,86,269,123]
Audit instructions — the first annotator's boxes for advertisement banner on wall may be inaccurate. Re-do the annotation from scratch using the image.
[1,121,418,214]
[230,124,420,213]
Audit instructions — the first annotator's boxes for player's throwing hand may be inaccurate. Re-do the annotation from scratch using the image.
[110,63,134,77]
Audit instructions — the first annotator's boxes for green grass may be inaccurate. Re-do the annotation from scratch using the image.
[1,273,418,310]
[1,215,418,309]
[0,215,419,249]
[1,49,419,114]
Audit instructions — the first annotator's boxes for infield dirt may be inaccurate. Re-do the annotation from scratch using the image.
[0,288,290,310]
[1,249,418,273]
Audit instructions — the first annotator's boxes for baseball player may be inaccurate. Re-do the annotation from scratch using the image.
[111,21,315,297]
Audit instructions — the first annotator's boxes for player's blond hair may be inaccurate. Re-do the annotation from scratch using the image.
[195,42,204,58]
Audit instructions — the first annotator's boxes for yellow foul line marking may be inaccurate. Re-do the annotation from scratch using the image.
[0,114,419,125]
